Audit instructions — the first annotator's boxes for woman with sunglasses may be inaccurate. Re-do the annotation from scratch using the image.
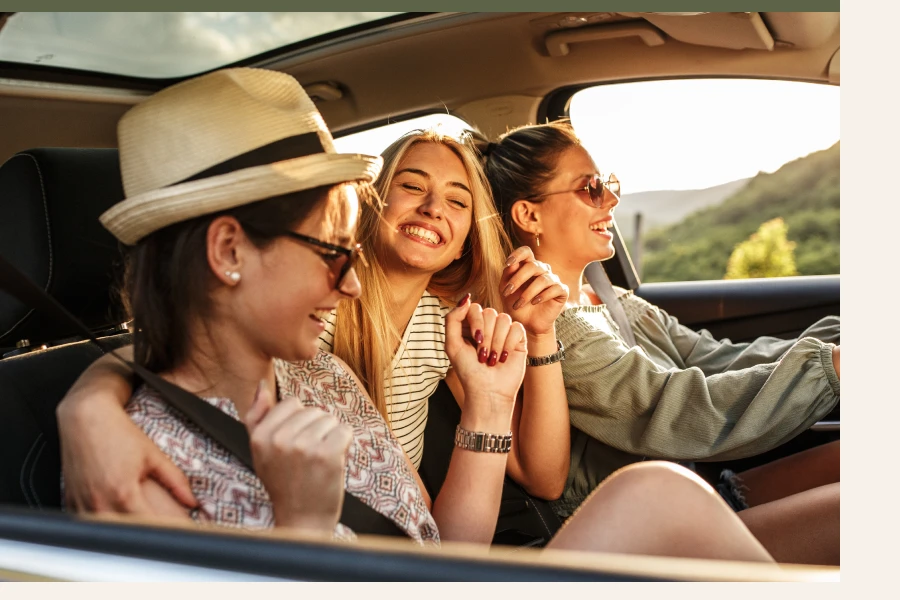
[483,120,840,566]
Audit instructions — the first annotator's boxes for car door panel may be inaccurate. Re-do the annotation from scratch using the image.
[634,275,839,342]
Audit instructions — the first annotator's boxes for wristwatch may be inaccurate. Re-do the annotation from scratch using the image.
[526,339,565,367]
[454,425,513,453]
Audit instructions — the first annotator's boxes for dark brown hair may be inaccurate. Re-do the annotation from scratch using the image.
[482,120,582,243]
[122,184,359,373]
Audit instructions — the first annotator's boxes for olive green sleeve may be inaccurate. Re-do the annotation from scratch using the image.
[623,293,840,376]
[558,310,840,462]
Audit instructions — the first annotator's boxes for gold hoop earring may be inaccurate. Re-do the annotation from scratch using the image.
[534,233,541,247]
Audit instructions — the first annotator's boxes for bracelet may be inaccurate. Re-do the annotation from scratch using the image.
[454,424,512,453]
[526,339,565,367]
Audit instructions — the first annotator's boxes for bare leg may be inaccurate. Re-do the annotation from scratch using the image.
[547,462,773,563]
[737,440,840,506]
[737,482,839,566]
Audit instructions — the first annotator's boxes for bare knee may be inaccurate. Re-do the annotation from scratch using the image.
[601,461,715,500]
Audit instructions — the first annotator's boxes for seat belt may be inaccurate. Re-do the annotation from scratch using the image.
[583,261,637,348]
[0,254,406,538]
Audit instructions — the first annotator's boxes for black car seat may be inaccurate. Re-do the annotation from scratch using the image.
[0,148,130,509]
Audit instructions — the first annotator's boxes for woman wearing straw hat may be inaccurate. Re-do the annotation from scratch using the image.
[58,68,778,560]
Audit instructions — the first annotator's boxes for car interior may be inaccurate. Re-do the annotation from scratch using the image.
[0,12,839,581]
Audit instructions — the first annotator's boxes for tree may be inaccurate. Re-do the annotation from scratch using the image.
[724,217,798,280]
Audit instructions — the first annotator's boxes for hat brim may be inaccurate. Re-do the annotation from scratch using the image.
[101,152,383,245]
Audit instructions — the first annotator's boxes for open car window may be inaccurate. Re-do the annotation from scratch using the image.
[334,113,473,156]
[568,79,840,283]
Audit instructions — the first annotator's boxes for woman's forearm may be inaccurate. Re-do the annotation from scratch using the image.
[430,389,512,544]
[59,345,136,419]
[506,331,570,499]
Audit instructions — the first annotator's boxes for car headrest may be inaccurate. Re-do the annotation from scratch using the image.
[0,148,125,348]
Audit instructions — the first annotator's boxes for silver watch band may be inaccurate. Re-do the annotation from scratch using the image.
[526,339,565,367]
[454,425,513,453]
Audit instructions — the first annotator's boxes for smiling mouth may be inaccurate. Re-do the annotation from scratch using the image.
[311,309,334,323]
[399,225,444,246]
[590,221,612,233]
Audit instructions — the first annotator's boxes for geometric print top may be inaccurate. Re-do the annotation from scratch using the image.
[124,351,440,546]
[318,292,451,469]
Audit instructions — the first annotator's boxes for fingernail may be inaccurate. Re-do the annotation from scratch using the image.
[531,296,542,305]
[479,347,488,363]
[474,329,484,344]
[253,379,266,405]
[505,255,516,267]
[512,298,524,310]
[503,283,515,296]
[499,351,509,363]
[456,293,471,307]
[488,351,498,366]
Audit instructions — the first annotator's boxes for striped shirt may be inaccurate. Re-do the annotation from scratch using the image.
[317,293,451,468]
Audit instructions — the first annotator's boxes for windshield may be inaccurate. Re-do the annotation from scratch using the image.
[0,12,403,78]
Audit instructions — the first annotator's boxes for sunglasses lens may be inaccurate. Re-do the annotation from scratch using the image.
[608,174,620,198]
[589,175,604,206]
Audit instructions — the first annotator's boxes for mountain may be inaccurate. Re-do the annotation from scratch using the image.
[638,142,840,283]
[616,178,751,246]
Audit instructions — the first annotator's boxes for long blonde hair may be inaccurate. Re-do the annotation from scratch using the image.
[332,129,512,424]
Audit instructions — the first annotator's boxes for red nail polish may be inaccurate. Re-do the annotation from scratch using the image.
[474,329,484,344]
[479,347,488,363]
[499,351,509,363]
[456,293,471,307]
[488,351,498,366]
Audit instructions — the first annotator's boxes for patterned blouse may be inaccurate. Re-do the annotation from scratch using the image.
[124,351,440,545]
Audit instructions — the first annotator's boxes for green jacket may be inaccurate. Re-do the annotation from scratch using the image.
[552,290,840,518]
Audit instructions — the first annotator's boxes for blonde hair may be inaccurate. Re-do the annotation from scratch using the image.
[332,129,512,424]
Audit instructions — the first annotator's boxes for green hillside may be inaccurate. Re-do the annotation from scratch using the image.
[640,142,840,283]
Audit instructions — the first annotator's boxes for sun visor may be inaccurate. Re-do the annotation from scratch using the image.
[639,12,774,51]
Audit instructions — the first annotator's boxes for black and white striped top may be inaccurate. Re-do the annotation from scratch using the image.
[318,293,451,468]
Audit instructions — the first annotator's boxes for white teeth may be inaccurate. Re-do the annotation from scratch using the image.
[400,225,441,245]
[590,223,608,231]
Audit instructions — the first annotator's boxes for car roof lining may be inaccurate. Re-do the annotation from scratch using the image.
[0,11,839,165]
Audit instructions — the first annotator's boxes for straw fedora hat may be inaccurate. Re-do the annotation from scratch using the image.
[100,68,382,245]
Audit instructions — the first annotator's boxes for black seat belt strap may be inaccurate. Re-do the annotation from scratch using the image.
[0,254,405,537]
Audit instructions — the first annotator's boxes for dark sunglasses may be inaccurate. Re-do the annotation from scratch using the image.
[241,223,366,291]
[526,173,620,208]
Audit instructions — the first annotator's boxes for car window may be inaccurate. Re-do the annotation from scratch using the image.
[568,79,840,283]
[333,113,473,156]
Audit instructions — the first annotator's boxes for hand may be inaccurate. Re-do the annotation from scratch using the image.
[445,295,528,430]
[500,247,569,337]
[832,345,840,379]
[58,391,198,515]
[245,379,352,534]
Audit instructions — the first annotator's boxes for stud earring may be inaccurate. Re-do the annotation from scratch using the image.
[534,233,541,247]
[224,270,241,283]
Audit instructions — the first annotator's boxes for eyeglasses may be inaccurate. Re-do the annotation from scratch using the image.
[526,173,620,208]
[241,223,366,291]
